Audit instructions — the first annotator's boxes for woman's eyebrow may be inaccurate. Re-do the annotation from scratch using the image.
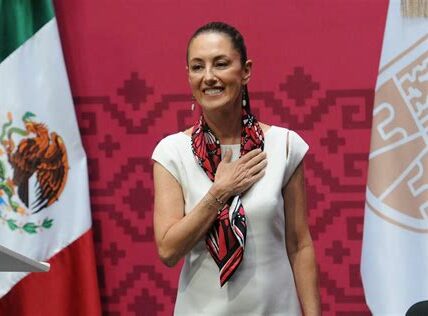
[189,55,230,63]
[189,57,204,63]
[213,55,231,62]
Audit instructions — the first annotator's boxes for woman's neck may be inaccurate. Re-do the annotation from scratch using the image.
[203,105,242,145]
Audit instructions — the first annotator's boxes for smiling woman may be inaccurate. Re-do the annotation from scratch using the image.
[187,32,251,120]
[152,22,320,316]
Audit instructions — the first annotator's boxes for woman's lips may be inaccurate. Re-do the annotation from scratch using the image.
[203,87,224,95]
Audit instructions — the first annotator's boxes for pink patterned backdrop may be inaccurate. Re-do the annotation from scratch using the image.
[54,0,388,314]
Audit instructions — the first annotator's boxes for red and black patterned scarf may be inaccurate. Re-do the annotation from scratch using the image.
[191,107,264,286]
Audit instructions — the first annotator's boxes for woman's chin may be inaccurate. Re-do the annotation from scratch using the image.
[201,100,226,110]
[200,99,241,112]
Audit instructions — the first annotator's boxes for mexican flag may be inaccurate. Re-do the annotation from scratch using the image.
[0,1,101,314]
[361,1,428,315]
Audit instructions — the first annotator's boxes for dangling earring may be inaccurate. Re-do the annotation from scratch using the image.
[191,96,195,111]
[242,87,247,107]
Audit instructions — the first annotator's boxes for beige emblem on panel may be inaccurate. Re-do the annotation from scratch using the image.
[366,34,428,233]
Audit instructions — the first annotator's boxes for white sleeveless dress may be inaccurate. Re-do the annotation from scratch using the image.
[152,126,308,315]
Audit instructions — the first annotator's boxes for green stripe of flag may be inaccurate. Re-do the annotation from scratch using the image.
[0,0,54,63]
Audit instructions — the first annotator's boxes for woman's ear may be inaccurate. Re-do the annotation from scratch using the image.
[186,65,191,83]
[242,60,253,85]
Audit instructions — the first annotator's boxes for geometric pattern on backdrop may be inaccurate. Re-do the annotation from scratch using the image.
[74,68,373,315]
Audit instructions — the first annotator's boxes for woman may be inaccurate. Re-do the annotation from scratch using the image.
[152,22,320,315]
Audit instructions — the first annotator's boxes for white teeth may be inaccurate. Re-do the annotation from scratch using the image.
[204,88,223,95]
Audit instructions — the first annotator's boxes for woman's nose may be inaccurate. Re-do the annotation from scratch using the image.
[203,66,216,83]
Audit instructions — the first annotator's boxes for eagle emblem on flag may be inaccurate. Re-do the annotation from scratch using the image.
[0,111,69,233]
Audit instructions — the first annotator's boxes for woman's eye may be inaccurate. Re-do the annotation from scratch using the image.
[191,65,203,72]
[216,62,228,68]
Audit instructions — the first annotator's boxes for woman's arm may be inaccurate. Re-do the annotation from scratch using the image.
[153,148,267,267]
[153,161,220,267]
[283,160,320,316]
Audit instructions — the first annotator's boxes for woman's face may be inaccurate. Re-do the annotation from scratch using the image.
[187,32,251,112]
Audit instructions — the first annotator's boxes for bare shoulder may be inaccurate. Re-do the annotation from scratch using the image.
[258,122,272,134]
[183,127,192,136]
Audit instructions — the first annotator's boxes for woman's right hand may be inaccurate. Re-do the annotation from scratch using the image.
[210,148,267,201]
